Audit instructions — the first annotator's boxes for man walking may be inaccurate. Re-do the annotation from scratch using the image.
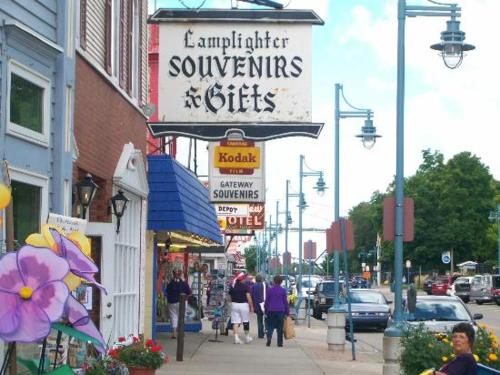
[251,274,267,339]
[264,275,289,347]
[166,269,191,339]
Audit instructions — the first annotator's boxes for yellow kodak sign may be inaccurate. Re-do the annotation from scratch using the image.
[214,146,260,169]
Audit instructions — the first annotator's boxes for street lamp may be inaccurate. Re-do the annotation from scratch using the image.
[298,155,326,301]
[110,190,128,234]
[331,84,379,308]
[390,0,474,333]
[76,173,98,219]
[488,204,500,273]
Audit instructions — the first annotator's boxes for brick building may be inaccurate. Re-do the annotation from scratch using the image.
[74,0,150,342]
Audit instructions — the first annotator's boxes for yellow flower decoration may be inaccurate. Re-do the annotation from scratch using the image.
[473,354,479,362]
[489,353,498,361]
[0,183,12,209]
[442,356,448,362]
[26,224,93,291]
[442,338,449,344]
[451,353,456,358]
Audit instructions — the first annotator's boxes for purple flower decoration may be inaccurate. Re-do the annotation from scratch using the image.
[0,246,70,343]
[64,295,106,353]
[49,229,106,293]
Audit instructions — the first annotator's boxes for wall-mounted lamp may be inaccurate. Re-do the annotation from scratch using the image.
[110,190,128,234]
[76,173,98,219]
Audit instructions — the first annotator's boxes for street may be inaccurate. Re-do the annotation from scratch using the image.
[314,288,500,355]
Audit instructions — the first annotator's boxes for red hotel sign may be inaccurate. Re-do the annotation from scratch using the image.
[223,203,265,230]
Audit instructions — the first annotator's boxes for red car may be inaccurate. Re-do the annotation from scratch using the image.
[431,276,452,295]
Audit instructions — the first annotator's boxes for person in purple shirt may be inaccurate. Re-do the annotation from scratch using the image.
[435,322,477,375]
[251,274,267,338]
[264,275,289,347]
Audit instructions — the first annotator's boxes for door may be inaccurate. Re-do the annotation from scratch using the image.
[86,193,142,344]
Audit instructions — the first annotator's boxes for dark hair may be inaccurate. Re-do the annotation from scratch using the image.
[255,274,263,282]
[452,322,475,346]
[273,275,283,285]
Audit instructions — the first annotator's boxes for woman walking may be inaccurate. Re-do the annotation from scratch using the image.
[166,269,191,339]
[229,272,254,344]
[264,275,289,347]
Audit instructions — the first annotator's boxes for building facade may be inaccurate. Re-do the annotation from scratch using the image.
[0,1,75,247]
[75,0,150,341]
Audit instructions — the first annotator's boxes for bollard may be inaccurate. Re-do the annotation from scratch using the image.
[383,327,402,375]
[176,293,186,362]
[327,309,346,351]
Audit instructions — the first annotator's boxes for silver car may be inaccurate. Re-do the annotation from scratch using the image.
[470,274,500,305]
[403,295,482,332]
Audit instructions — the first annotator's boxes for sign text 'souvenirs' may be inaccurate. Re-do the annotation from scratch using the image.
[160,23,311,123]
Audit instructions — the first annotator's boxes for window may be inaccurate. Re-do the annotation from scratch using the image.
[7,60,50,145]
[11,180,41,245]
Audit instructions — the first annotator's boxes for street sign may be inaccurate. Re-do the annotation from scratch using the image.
[150,9,324,141]
[383,197,415,242]
[442,251,451,264]
[209,140,265,203]
[215,204,250,217]
[221,203,265,231]
[303,240,317,260]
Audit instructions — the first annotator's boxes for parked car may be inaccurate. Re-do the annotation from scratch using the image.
[298,275,322,307]
[423,276,438,295]
[493,275,500,306]
[312,280,345,319]
[470,274,500,305]
[403,295,482,333]
[350,275,370,289]
[339,289,391,331]
[451,276,474,303]
[431,276,453,295]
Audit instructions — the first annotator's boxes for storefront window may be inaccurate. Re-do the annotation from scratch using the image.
[11,180,41,245]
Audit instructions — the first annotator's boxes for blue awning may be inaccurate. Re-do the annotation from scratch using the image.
[147,155,222,245]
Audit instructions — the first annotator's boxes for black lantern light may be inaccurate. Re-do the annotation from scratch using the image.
[76,173,98,219]
[110,190,129,234]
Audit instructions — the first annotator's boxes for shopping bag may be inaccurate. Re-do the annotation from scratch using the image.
[283,316,295,340]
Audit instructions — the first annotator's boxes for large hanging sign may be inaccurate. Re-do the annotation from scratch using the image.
[148,9,324,140]
[209,140,265,203]
[220,203,265,231]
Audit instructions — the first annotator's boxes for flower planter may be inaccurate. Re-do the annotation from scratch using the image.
[128,367,156,375]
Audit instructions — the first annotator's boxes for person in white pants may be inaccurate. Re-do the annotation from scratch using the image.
[229,272,254,344]
[166,269,191,339]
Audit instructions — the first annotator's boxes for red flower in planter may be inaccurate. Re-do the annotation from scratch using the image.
[118,337,126,342]
[151,345,162,353]
[146,339,154,347]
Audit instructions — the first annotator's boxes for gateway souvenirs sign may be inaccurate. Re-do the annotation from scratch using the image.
[148,9,324,140]
[209,140,265,203]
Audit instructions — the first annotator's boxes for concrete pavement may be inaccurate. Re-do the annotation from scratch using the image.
[157,317,383,374]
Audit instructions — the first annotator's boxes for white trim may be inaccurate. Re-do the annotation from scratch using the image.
[131,0,139,99]
[64,179,71,216]
[65,86,73,152]
[8,166,49,230]
[6,59,51,147]
[67,0,75,58]
[4,20,64,53]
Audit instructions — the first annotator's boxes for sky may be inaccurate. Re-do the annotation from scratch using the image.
[148,0,500,262]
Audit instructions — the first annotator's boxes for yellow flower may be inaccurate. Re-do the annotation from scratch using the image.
[479,324,488,330]
[442,356,448,362]
[451,353,456,358]
[489,353,498,361]
[442,338,449,344]
[473,354,479,362]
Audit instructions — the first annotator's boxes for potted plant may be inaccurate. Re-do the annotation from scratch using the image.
[110,337,166,375]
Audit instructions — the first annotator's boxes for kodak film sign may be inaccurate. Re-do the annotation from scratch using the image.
[209,140,265,203]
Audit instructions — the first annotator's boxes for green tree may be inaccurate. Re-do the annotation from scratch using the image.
[243,245,257,274]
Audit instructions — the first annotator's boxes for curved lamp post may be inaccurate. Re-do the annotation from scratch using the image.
[298,155,326,301]
[391,0,474,333]
[384,1,474,373]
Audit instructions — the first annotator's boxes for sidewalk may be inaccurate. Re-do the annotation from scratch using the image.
[157,317,383,375]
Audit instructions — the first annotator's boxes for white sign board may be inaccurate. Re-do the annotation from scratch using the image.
[441,251,451,264]
[209,140,265,203]
[215,204,250,217]
[158,23,312,124]
[47,213,87,234]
